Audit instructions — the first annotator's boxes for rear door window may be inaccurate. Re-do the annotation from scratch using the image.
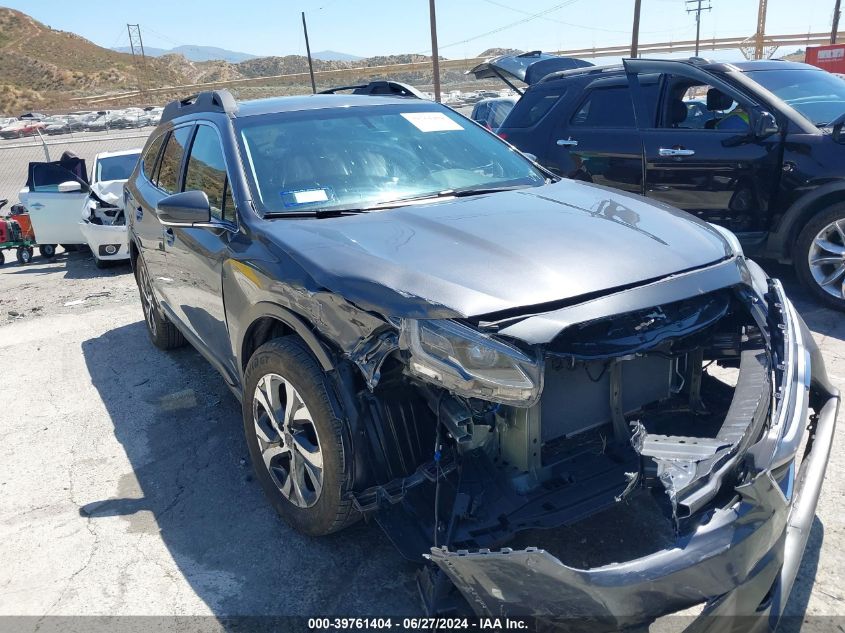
[156,126,193,193]
[571,86,636,128]
[142,133,166,182]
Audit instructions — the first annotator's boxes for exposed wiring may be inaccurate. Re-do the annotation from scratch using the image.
[584,361,609,383]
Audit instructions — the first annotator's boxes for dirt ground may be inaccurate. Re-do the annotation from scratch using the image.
[0,246,843,631]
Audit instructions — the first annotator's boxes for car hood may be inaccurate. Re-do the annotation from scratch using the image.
[266,180,732,320]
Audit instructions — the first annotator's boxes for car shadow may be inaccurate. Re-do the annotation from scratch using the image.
[2,249,132,280]
[80,321,421,621]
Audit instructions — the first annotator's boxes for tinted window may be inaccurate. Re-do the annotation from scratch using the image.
[156,126,193,194]
[96,152,140,182]
[504,92,562,127]
[30,164,84,192]
[184,125,230,220]
[142,134,165,181]
[571,86,635,128]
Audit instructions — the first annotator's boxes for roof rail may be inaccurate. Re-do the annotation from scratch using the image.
[160,89,238,124]
[319,80,425,99]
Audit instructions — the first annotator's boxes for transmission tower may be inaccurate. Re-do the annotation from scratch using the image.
[127,24,148,96]
[686,0,712,57]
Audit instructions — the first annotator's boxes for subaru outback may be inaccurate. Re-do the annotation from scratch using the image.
[125,87,838,631]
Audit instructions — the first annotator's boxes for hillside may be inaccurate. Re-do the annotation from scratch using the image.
[0,7,494,114]
[113,44,257,63]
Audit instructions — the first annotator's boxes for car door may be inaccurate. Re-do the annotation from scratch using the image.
[543,76,647,194]
[20,161,90,245]
[626,59,783,236]
[133,125,194,298]
[164,122,238,378]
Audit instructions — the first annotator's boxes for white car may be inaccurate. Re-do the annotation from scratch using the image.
[18,148,141,267]
[81,149,142,266]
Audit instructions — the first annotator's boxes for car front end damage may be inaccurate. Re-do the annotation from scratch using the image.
[331,254,838,631]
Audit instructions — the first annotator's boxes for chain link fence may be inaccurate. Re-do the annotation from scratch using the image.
[0,130,151,205]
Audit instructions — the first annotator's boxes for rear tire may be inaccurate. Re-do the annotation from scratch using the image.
[134,253,185,350]
[242,337,358,536]
[39,244,56,258]
[795,204,845,311]
[0,250,5,266]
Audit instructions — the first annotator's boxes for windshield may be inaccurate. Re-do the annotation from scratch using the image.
[236,103,545,214]
[95,153,140,182]
[745,68,845,126]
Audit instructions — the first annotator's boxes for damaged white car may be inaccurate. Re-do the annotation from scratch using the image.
[126,88,840,631]
[19,149,140,266]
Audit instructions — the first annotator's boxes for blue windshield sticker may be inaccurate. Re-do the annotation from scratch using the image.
[281,188,332,207]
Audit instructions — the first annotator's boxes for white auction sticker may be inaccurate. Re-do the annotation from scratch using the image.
[292,189,329,204]
[400,112,464,132]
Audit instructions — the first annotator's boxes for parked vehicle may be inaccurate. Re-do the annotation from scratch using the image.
[0,119,46,139]
[126,87,838,629]
[18,149,140,264]
[469,96,518,130]
[80,148,141,267]
[484,57,845,310]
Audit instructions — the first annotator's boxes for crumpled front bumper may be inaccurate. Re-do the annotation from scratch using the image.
[428,283,839,632]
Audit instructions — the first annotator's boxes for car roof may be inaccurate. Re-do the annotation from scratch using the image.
[234,94,433,118]
[539,58,819,85]
[95,148,142,160]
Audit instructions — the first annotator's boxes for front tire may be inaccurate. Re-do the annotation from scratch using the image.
[134,254,185,350]
[243,337,357,536]
[795,204,845,311]
[16,246,32,265]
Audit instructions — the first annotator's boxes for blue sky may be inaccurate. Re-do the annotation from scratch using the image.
[2,0,836,59]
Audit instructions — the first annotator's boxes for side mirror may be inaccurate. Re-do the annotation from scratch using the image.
[754,111,779,139]
[831,112,845,144]
[156,190,211,225]
[57,180,83,193]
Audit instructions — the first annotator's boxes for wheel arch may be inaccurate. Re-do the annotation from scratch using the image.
[767,182,845,262]
[239,303,335,376]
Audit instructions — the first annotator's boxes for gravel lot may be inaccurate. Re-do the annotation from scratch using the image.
[0,248,842,630]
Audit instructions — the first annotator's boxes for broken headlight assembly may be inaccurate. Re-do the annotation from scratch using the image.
[400,319,542,406]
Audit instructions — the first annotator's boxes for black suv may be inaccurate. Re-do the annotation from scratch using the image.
[491,57,845,309]
[126,87,837,628]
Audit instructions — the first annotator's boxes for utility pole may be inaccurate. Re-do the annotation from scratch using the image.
[630,0,642,58]
[754,0,768,60]
[301,12,317,94]
[832,0,842,43]
[429,0,441,102]
[126,24,148,96]
[686,0,712,56]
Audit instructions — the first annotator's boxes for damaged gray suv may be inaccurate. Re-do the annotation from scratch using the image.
[126,87,839,630]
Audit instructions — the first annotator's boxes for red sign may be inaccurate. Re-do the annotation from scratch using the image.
[805,44,845,74]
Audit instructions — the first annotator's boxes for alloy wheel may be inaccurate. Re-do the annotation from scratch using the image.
[137,261,157,337]
[252,373,324,508]
[808,218,845,301]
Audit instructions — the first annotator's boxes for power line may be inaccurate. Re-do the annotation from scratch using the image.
[480,0,689,35]
[419,0,581,53]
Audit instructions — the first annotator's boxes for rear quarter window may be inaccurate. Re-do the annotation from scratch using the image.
[504,90,565,128]
[142,133,166,182]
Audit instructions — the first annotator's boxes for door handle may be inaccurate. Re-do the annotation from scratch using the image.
[658,147,695,157]
[29,202,44,210]
[557,138,578,147]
